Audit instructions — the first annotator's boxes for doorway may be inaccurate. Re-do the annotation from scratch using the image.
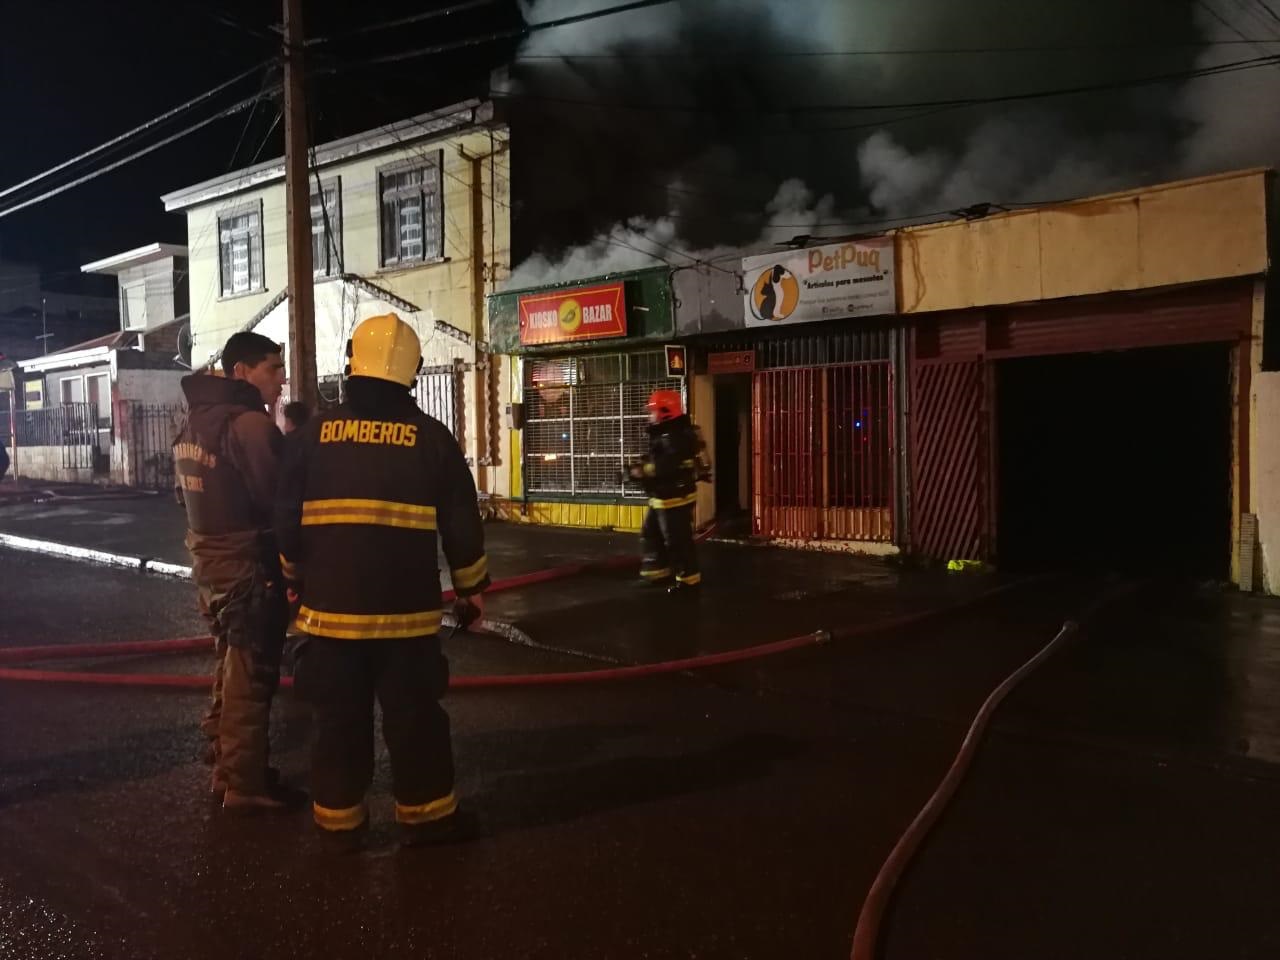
[713,375,751,533]
[996,343,1232,578]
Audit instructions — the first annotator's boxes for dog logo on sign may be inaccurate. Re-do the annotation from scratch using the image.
[749,265,799,322]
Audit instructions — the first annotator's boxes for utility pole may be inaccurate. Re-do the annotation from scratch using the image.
[38,297,51,355]
[283,0,316,407]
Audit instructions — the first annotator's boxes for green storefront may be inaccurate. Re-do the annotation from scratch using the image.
[487,266,685,531]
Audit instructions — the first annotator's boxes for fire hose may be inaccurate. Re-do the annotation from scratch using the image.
[848,583,1135,960]
[0,576,1036,690]
[0,520,1095,957]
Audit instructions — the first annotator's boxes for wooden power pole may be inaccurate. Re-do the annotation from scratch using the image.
[283,0,317,407]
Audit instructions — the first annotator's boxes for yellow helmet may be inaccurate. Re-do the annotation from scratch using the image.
[346,313,422,386]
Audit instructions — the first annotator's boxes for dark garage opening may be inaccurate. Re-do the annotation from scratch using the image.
[997,343,1232,578]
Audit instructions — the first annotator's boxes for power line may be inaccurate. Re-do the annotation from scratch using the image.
[343,0,677,69]
[321,0,502,41]
[0,89,279,221]
[491,51,1280,115]
[1251,0,1280,30]
[514,37,1280,59]
[0,61,271,205]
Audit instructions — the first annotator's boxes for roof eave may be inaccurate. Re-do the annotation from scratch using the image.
[80,242,189,275]
[161,99,497,213]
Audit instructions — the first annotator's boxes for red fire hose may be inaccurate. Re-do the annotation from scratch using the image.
[0,580,1033,690]
[0,551,648,667]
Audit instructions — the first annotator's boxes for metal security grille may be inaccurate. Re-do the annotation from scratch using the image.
[414,364,464,445]
[524,350,675,498]
[909,359,985,560]
[122,402,184,491]
[752,362,894,541]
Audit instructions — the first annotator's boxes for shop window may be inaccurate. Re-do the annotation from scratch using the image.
[523,350,676,498]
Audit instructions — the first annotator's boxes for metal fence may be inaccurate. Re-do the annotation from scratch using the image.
[522,351,675,499]
[414,363,465,446]
[11,403,99,471]
[752,361,895,542]
[122,402,185,492]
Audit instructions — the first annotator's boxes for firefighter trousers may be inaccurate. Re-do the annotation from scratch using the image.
[296,635,456,831]
[640,503,700,585]
[195,568,287,793]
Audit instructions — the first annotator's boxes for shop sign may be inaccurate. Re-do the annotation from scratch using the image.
[518,281,627,346]
[707,350,756,374]
[741,236,895,328]
[665,345,687,377]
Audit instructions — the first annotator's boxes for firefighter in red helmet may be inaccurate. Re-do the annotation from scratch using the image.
[626,388,710,593]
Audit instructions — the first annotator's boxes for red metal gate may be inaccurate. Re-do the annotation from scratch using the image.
[909,359,986,560]
[752,362,894,541]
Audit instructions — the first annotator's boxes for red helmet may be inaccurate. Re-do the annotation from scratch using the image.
[647,389,683,422]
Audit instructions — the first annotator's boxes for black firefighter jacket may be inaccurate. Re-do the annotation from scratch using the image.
[273,376,490,641]
[638,414,705,510]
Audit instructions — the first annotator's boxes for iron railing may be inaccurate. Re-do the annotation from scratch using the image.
[414,363,465,447]
[120,402,185,492]
[11,403,99,471]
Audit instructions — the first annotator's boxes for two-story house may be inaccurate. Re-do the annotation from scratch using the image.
[159,99,513,498]
[10,242,191,484]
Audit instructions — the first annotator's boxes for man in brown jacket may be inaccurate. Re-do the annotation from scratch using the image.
[173,332,299,811]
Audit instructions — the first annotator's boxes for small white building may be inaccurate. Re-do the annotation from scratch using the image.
[10,244,191,486]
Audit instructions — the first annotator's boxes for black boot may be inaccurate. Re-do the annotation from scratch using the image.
[399,808,480,849]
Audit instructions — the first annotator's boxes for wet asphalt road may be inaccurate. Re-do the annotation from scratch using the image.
[3,551,1280,959]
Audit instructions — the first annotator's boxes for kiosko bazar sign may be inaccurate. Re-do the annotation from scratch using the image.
[518,281,627,346]
[741,236,895,328]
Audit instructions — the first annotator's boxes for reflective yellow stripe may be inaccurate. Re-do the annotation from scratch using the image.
[676,572,702,585]
[450,555,489,591]
[641,567,672,580]
[296,606,443,640]
[395,790,459,825]
[301,498,437,531]
[650,493,697,509]
[278,554,299,579]
[313,801,367,832]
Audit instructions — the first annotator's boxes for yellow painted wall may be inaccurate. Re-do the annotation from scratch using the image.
[181,124,513,495]
[517,501,646,532]
[896,169,1269,314]
[185,127,510,366]
[691,371,715,529]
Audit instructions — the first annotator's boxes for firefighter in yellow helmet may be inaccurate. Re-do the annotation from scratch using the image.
[274,313,489,846]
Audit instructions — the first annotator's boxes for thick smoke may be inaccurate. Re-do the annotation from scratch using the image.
[503,0,1277,289]
[505,177,841,288]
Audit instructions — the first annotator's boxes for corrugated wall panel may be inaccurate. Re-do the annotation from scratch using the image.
[990,281,1253,357]
[910,359,985,560]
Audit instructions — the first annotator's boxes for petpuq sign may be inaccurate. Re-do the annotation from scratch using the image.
[741,236,896,328]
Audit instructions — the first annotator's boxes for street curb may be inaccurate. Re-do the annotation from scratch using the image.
[0,532,193,580]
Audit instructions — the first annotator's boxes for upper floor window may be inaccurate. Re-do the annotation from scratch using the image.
[218,203,264,296]
[311,179,343,278]
[379,155,443,268]
[120,280,147,330]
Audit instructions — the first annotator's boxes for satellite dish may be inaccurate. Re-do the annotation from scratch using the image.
[176,323,192,369]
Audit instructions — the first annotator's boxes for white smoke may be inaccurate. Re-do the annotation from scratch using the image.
[506,178,845,289]
[1174,11,1280,176]
[505,0,1280,288]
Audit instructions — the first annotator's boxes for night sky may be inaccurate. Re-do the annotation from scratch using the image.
[0,0,523,294]
[1,0,1274,300]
